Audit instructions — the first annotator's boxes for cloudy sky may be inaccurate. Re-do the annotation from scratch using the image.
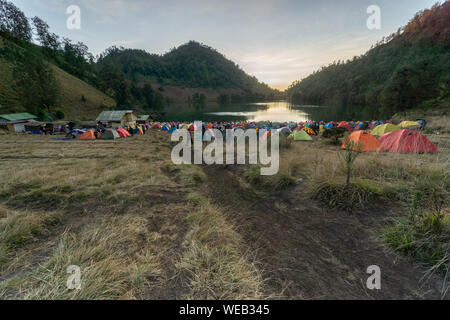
[14,0,438,89]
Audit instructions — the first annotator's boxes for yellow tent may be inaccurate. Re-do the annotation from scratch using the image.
[399,121,420,129]
[371,123,400,136]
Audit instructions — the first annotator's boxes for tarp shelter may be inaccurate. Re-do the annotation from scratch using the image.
[100,130,120,140]
[398,121,420,129]
[379,130,439,153]
[289,130,312,141]
[341,131,380,152]
[79,130,96,140]
[371,123,400,136]
[116,128,131,138]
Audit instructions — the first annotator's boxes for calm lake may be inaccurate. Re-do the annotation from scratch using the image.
[161,101,332,122]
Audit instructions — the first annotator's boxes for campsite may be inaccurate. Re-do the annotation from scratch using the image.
[0,114,448,300]
[0,0,449,305]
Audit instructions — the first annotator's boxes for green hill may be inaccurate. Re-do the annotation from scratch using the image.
[97,41,278,102]
[286,1,450,120]
[0,36,116,120]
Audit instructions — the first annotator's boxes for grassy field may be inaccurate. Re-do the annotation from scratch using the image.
[0,126,448,300]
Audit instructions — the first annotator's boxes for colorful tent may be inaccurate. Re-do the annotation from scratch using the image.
[398,121,420,129]
[289,130,312,141]
[341,131,380,152]
[79,130,96,140]
[116,128,131,138]
[371,123,400,136]
[338,122,353,131]
[379,130,439,153]
[302,127,316,135]
[100,130,120,140]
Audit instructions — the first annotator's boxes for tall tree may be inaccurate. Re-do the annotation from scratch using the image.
[0,0,32,41]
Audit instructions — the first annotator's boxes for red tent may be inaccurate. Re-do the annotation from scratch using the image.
[116,128,131,138]
[338,121,353,131]
[379,129,439,153]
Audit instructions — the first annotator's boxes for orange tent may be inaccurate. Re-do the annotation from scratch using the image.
[79,130,96,140]
[341,130,380,152]
[302,127,316,135]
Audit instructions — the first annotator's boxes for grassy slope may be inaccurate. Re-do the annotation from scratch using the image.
[51,65,116,120]
[0,37,116,120]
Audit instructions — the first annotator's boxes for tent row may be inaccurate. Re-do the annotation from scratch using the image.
[79,128,132,140]
[342,129,439,153]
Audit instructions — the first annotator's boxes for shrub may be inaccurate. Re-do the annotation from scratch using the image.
[311,179,383,212]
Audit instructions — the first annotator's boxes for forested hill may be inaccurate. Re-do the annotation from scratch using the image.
[286,1,450,120]
[1,0,278,121]
[97,41,276,99]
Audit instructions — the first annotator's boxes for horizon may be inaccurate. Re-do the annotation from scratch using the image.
[13,0,440,90]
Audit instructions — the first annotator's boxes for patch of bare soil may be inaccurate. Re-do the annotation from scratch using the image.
[201,165,448,300]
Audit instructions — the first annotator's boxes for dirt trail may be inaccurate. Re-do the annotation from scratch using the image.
[201,165,448,300]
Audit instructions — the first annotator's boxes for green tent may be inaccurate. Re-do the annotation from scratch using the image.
[100,130,120,140]
[371,124,400,137]
[289,130,312,141]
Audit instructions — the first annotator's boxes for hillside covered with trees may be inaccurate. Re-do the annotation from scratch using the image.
[0,0,277,120]
[286,1,450,120]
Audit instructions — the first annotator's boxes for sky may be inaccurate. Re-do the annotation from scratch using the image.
[13,0,439,90]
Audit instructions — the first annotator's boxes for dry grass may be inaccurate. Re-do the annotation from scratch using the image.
[0,132,267,300]
[1,215,161,300]
[178,202,265,300]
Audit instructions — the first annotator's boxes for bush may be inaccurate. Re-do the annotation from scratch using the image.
[311,179,383,212]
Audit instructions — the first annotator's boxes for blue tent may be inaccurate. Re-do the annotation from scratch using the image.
[324,123,333,129]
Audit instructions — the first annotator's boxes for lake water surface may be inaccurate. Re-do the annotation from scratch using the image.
[161,101,330,122]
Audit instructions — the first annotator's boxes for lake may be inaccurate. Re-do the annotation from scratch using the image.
[160,101,332,122]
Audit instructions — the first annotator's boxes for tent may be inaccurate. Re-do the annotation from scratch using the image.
[338,122,353,131]
[79,130,96,140]
[371,123,400,136]
[379,130,439,153]
[168,127,177,134]
[341,131,380,152]
[116,128,131,138]
[302,127,316,135]
[280,127,292,136]
[399,121,420,129]
[289,130,312,141]
[100,130,120,140]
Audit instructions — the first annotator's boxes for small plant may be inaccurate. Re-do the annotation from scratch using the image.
[339,137,363,186]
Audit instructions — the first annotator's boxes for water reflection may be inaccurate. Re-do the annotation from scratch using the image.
[208,101,313,122]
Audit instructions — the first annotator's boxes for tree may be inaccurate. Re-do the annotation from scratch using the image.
[0,0,32,41]
[31,16,60,54]
[141,84,154,109]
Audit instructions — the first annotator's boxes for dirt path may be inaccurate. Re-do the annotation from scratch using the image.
[201,165,448,300]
